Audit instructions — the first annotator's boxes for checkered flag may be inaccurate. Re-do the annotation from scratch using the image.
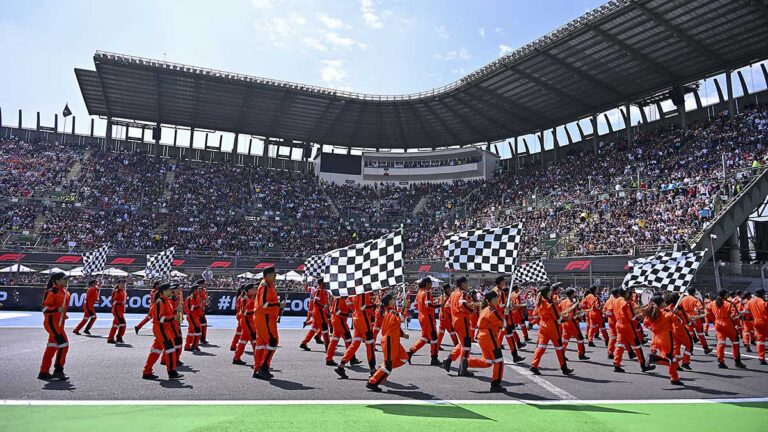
[82,245,109,276]
[327,229,404,298]
[442,224,523,273]
[515,259,549,284]
[304,254,329,279]
[622,250,706,292]
[146,246,175,279]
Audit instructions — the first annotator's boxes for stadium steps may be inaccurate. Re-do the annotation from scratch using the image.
[325,195,340,217]
[688,168,768,260]
[66,161,83,181]
[412,194,430,215]
[163,171,175,198]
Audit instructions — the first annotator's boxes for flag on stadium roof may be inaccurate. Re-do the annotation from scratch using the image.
[515,259,549,284]
[146,246,175,279]
[326,229,404,298]
[62,103,72,117]
[442,224,522,274]
[621,250,706,292]
[82,244,109,276]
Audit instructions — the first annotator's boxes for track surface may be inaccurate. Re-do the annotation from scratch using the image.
[2,311,767,402]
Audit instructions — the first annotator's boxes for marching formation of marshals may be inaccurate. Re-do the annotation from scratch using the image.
[38,269,768,394]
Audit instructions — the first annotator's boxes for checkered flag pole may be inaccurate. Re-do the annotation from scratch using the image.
[622,250,706,292]
[515,259,549,284]
[146,246,175,279]
[82,244,109,276]
[304,254,329,279]
[327,229,404,298]
[442,223,523,274]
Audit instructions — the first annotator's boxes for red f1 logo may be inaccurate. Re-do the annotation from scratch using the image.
[172,259,185,266]
[110,258,135,265]
[210,261,232,269]
[564,260,591,271]
[0,253,25,262]
[55,255,82,264]
[418,265,432,273]
[255,262,276,270]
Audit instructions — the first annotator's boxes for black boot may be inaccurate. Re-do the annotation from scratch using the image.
[334,366,348,379]
[430,356,442,366]
[613,365,625,373]
[735,358,747,369]
[718,361,728,369]
[52,367,69,381]
[366,382,382,392]
[561,365,574,375]
[442,358,452,372]
[299,343,311,351]
[260,365,274,379]
[407,351,414,365]
[457,359,474,377]
[326,360,338,366]
[37,372,53,381]
[232,359,246,365]
[490,380,506,393]
[350,356,362,365]
[529,366,541,375]
[512,353,526,363]
[168,371,184,380]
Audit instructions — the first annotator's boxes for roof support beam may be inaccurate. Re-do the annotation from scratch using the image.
[452,92,516,136]
[347,103,366,146]
[510,66,594,110]
[266,91,291,137]
[393,104,410,149]
[539,51,625,99]
[437,99,487,139]
[93,63,113,118]
[317,101,352,143]
[406,103,439,149]
[632,2,726,65]
[420,101,464,145]
[465,85,553,128]
[744,0,768,18]
[306,99,338,141]
[588,24,679,81]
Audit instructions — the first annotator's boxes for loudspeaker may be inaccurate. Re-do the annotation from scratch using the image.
[669,85,685,107]
[152,126,161,141]
[302,144,311,160]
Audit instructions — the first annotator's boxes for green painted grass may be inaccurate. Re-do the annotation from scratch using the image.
[1,402,766,432]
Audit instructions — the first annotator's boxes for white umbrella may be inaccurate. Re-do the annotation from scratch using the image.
[39,267,66,275]
[132,269,146,277]
[274,273,288,281]
[282,270,305,282]
[95,268,129,276]
[0,264,36,273]
[237,272,256,279]
[170,270,188,278]
[67,267,84,276]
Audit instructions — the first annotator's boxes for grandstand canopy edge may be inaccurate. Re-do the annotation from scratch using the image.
[76,0,768,153]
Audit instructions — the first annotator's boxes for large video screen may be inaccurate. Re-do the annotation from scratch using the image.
[320,153,362,175]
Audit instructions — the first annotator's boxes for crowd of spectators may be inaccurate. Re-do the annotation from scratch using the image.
[364,154,481,169]
[1,107,766,260]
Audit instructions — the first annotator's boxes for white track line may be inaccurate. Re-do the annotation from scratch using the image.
[2,397,767,406]
[692,346,760,360]
[504,361,577,400]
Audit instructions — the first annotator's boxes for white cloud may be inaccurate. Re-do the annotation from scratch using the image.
[361,0,383,29]
[251,0,274,9]
[433,48,470,61]
[498,44,514,57]
[324,32,355,48]
[317,13,344,29]
[303,37,328,52]
[319,59,347,82]
[478,28,485,39]
[435,25,449,40]
[451,67,467,75]
[255,13,306,45]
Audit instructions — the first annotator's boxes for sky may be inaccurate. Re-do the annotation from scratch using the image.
[1,0,767,157]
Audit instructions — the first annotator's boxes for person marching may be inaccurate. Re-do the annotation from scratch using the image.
[509,284,531,344]
[142,283,183,380]
[581,286,609,347]
[253,267,284,380]
[746,288,768,365]
[442,277,485,377]
[602,288,621,359]
[679,287,713,354]
[665,292,694,370]
[197,279,211,344]
[366,293,410,392]
[73,279,100,336]
[169,284,185,366]
[232,283,257,365]
[184,284,203,351]
[529,285,573,376]
[107,279,127,344]
[641,295,683,386]
[703,293,715,336]
[38,272,71,381]
[326,292,359,366]
[476,290,507,392]
[611,288,654,373]
[135,281,159,334]
[300,278,330,352]
[336,291,378,378]
[406,277,442,366]
[708,289,747,369]
[492,278,525,363]
[437,283,458,348]
[740,292,755,353]
[559,288,589,361]
[230,285,247,351]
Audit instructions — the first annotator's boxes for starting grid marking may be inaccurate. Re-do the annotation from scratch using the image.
[504,361,577,400]
[2,397,767,406]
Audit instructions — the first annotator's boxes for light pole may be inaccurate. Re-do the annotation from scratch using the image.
[709,234,721,291]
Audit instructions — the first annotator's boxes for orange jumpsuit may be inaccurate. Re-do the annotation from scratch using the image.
[611,297,647,368]
[408,288,439,358]
[558,298,586,357]
[581,293,609,344]
[475,306,505,383]
[233,294,257,362]
[168,292,184,362]
[327,296,353,362]
[373,292,384,344]
[198,286,209,342]
[253,280,280,371]
[341,292,377,371]
[437,293,457,346]
[708,300,741,363]
[679,296,710,351]
[40,286,70,374]
[495,289,521,358]
[603,296,618,357]
[184,292,203,350]
[449,289,476,363]
[369,307,409,386]
[530,298,566,368]
[746,296,768,361]
[74,285,99,334]
[704,298,715,334]
[143,294,178,376]
[301,288,330,348]
[643,309,679,381]
[230,295,245,351]
[107,288,127,342]
[739,299,755,348]
[509,291,530,340]
[667,306,693,367]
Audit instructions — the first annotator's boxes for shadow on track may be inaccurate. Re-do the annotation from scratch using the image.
[267,378,315,391]
[530,404,647,415]
[42,380,76,392]
[159,379,194,390]
[366,404,494,421]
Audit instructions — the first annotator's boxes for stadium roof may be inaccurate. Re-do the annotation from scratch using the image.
[76,0,768,150]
